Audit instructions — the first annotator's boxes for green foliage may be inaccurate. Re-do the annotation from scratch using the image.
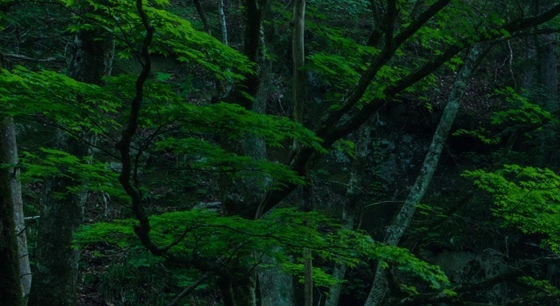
[0,66,121,133]
[491,87,554,127]
[64,0,253,82]
[0,66,324,193]
[453,87,554,145]
[75,208,449,290]
[518,276,560,295]
[465,165,560,252]
[20,148,126,199]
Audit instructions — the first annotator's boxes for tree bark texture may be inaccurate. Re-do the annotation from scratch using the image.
[218,0,228,45]
[291,2,314,305]
[364,43,486,306]
[258,253,294,306]
[0,117,24,306]
[28,4,114,305]
[292,0,306,127]
[217,271,257,306]
[5,116,31,302]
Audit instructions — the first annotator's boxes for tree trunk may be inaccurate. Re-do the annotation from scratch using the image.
[1,30,31,306]
[526,0,558,112]
[218,0,228,46]
[291,2,314,305]
[28,143,85,305]
[0,117,24,306]
[218,272,257,306]
[364,43,486,306]
[5,116,31,303]
[292,0,306,127]
[28,5,114,305]
[259,252,294,306]
[325,125,371,306]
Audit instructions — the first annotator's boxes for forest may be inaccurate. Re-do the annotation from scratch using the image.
[2,0,560,305]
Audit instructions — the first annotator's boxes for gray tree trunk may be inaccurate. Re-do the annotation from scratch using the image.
[364,43,486,306]
[28,6,114,305]
[5,116,31,303]
[259,256,294,306]
[0,117,24,306]
[254,30,296,306]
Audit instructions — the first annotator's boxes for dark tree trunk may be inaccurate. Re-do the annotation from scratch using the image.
[28,139,85,305]
[0,117,24,306]
[28,4,114,304]
[218,271,257,306]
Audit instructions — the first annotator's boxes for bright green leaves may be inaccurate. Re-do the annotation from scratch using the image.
[154,137,305,190]
[75,208,449,290]
[491,87,554,127]
[169,102,325,150]
[0,66,121,134]
[465,165,560,252]
[20,148,126,199]
[64,0,253,82]
[453,87,554,145]
[0,65,324,194]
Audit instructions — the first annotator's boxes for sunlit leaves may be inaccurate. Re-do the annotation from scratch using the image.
[20,148,127,199]
[154,137,305,190]
[465,165,560,252]
[64,0,253,82]
[492,87,554,127]
[0,66,121,134]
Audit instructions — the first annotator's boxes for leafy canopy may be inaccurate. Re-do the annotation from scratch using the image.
[466,165,560,252]
[74,208,450,290]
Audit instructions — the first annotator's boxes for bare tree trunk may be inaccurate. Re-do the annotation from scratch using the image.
[218,0,228,46]
[259,252,294,306]
[364,43,486,306]
[5,116,31,303]
[253,23,296,306]
[292,0,306,129]
[28,4,114,305]
[291,1,314,305]
[0,116,24,306]
[1,27,31,306]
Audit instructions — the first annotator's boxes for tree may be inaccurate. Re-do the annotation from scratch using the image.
[365,42,487,306]
[0,115,24,306]
[4,0,560,305]
[27,0,114,304]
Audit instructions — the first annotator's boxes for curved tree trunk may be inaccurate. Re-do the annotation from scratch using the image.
[364,43,486,306]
